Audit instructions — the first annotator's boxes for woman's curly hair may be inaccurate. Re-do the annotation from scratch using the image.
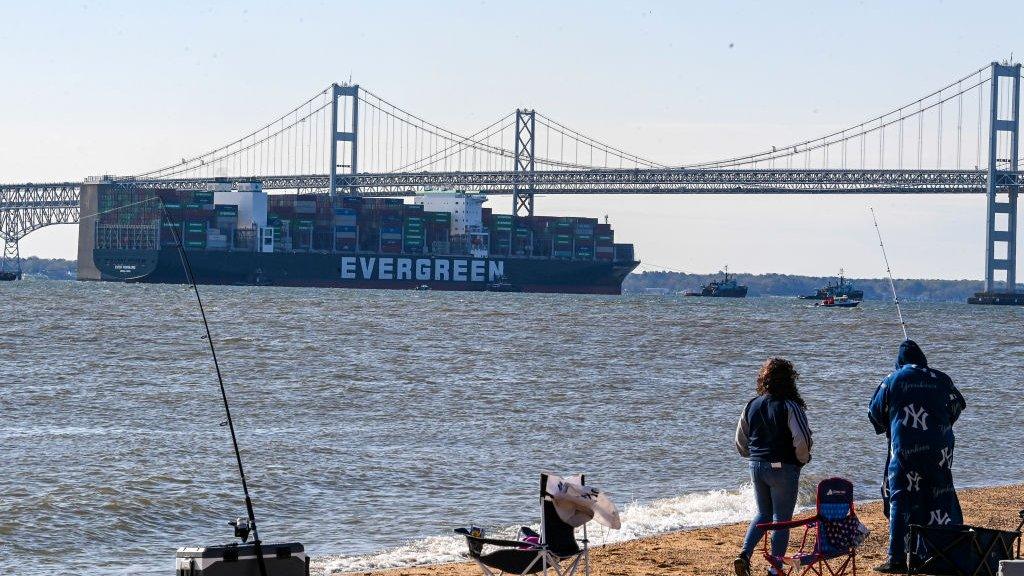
[756,357,806,408]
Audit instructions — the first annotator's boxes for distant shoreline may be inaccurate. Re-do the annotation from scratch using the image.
[624,270,1014,302]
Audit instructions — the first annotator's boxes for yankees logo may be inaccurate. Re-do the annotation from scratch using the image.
[901,404,929,430]
[906,471,922,491]
[929,509,951,525]
[938,447,953,468]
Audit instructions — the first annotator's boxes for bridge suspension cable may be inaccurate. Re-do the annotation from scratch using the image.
[116,60,1024,190]
[134,87,335,181]
[533,112,668,169]
[676,64,996,172]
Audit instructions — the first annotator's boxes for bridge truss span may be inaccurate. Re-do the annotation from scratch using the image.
[113,168,997,194]
[0,182,81,273]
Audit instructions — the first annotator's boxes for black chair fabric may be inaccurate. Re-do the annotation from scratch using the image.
[909,523,1021,576]
[478,548,548,574]
[542,500,581,557]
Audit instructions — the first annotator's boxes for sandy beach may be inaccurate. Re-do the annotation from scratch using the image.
[325,484,1023,576]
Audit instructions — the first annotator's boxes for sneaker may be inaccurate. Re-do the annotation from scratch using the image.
[734,555,751,576]
[874,559,908,573]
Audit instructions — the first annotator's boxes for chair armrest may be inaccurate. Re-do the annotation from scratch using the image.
[453,528,540,549]
[756,515,819,530]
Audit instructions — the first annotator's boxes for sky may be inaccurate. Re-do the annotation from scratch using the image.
[3,1,1023,280]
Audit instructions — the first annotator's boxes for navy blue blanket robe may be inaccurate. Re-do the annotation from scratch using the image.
[868,340,966,560]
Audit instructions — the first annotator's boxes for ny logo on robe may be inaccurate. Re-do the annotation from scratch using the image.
[938,447,953,469]
[929,509,951,525]
[901,404,929,430]
[906,471,922,491]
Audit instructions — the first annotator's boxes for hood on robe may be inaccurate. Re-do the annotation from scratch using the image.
[896,339,928,368]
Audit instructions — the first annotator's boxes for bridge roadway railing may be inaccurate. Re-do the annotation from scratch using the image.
[0,169,1009,272]
[106,168,1000,194]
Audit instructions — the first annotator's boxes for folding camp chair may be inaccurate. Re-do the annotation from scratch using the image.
[907,509,1023,576]
[454,474,591,576]
[758,477,863,576]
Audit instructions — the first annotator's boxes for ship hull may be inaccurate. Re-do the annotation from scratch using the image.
[684,287,748,298]
[967,292,1024,305]
[92,248,638,295]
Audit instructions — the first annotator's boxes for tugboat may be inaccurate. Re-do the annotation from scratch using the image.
[799,269,864,301]
[684,266,748,298]
[0,270,20,281]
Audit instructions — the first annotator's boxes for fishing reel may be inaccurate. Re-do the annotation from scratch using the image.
[228,517,251,542]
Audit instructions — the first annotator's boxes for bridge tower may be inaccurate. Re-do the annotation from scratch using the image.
[984,62,1021,294]
[513,109,536,219]
[328,83,360,196]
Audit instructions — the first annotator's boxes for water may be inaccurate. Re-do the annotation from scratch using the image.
[1,279,1022,575]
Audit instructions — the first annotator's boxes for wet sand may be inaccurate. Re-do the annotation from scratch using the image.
[326,484,1023,576]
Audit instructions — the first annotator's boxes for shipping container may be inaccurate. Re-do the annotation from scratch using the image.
[613,244,635,262]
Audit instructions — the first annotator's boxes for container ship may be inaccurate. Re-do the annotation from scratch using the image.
[76,182,639,294]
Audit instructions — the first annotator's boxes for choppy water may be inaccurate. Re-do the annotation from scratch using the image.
[1,279,1022,575]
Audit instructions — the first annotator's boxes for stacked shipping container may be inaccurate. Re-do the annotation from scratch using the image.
[133,189,635,263]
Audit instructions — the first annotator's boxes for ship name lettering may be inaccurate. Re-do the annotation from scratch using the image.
[396,258,413,280]
[415,259,431,280]
[488,261,504,281]
[434,259,450,281]
[379,257,394,280]
[359,257,376,279]
[340,256,504,282]
[340,256,357,279]
[453,259,468,282]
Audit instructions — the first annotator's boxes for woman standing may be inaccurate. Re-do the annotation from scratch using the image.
[733,358,813,576]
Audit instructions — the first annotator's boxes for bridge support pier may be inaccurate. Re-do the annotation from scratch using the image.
[1,237,20,278]
[983,62,1021,295]
[513,109,536,219]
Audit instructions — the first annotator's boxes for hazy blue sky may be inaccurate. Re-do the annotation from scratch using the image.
[3,1,1023,280]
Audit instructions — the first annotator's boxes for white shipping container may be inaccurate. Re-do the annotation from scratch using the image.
[214,190,268,229]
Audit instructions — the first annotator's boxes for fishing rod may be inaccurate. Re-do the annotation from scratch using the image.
[869,207,909,340]
[159,201,270,576]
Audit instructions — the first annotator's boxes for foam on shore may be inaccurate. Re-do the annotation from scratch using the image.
[318,485,756,574]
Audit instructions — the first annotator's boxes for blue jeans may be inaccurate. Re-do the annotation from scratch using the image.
[888,496,908,560]
[741,460,801,560]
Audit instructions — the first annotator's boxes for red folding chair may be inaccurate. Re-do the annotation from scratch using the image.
[758,477,862,576]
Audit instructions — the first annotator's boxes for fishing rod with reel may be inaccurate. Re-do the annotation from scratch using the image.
[152,198,308,576]
[869,207,909,341]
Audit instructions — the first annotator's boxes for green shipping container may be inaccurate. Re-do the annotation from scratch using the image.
[193,191,215,204]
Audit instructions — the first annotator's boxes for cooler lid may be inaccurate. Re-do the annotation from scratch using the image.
[175,542,304,559]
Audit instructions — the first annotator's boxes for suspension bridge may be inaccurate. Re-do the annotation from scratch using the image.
[1,61,1020,297]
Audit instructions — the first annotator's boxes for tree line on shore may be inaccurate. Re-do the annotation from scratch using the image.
[623,270,995,302]
[14,257,77,279]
